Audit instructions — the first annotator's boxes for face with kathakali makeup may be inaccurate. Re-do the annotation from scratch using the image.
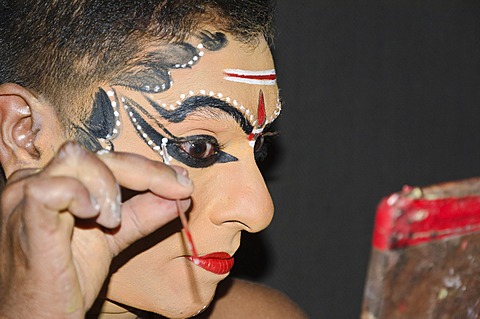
[90,30,281,318]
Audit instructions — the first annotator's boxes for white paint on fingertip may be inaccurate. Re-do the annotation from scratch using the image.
[96,149,111,156]
[112,183,122,221]
[90,194,101,212]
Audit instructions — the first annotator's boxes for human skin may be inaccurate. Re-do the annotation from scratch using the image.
[0,115,194,318]
[0,29,279,318]
[98,33,280,318]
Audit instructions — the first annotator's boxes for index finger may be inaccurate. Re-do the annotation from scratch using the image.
[96,150,194,200]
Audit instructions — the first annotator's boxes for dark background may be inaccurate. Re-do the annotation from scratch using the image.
[233,1,480,318]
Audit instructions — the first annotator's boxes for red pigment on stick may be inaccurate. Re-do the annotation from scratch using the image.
[176,199,198,258]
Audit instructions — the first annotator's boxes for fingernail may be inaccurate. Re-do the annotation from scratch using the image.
[176,172,192,187]
[179,198,192,212]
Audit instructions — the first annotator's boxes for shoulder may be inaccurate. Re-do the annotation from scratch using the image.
[195,278,309,319]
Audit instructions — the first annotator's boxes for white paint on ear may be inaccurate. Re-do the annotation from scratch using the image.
[17,105,31,115]
[11,105,39,158]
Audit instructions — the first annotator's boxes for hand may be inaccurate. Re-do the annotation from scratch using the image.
[0,141,193,319]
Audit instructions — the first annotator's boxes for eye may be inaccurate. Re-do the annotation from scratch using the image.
[180,140,216,159]
[254,135,265,154]
[254,135,268,162]
[166,135,238,168]
[254,131,279,162]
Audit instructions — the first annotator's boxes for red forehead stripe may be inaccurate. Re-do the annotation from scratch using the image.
[224,69,277,85]
[224,72,277,81]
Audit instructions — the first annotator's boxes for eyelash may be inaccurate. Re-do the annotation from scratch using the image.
[254,130,279,162]
[167,135,237,168]
[164,130,279,168]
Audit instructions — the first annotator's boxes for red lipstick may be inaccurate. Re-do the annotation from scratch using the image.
[187,252,234,275]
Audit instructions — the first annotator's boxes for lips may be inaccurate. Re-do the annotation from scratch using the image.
[186,252,234,275]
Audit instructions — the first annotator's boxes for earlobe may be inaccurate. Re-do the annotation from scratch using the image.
[0,83,42,175]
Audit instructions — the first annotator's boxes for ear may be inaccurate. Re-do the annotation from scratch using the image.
[0,83,47,176]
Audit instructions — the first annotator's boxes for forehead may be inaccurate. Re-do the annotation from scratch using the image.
[139,33,280,123]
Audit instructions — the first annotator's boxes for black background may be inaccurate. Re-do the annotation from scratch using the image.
[233,1,480,318]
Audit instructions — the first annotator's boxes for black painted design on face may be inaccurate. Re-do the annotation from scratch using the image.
[145,95,253,134]
[87,88,116,137]
[79,88,116,151]
[196,31,228,51]
[74,125,104,151]
[80,31,259,167]
[114,43,201,94]
[124,96,238,168]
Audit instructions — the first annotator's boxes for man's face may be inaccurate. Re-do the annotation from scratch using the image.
[95,31,280,317]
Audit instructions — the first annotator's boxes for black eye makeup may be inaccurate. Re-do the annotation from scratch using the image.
[166,135,238,168]
[122,99,238,168]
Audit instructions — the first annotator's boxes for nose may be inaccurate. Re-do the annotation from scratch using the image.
[209,157,274,233]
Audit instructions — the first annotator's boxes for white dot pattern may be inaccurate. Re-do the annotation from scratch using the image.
[174,43,204,69]
[122,100,171,159]
[152,90,282,127]
[99,90,122,150]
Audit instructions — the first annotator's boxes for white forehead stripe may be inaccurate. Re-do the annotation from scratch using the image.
[224,68,277,85]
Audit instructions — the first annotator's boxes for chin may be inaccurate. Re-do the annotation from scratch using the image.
[107,256,223,318]
[147,283,217,319]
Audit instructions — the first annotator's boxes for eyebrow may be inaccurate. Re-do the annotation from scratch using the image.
[145,95,254,134]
